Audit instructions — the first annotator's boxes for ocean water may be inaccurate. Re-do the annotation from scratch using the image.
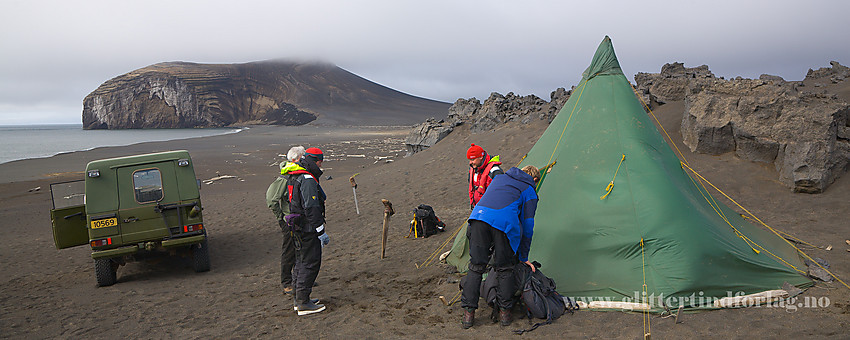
[0,124,243,164]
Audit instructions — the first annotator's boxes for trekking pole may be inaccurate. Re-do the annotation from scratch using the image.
[350,173,360,214]
[380,199,394,259]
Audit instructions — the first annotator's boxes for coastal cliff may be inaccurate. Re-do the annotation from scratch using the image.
[82,61,450,129]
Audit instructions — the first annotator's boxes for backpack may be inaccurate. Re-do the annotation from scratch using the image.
[455,266,516,323]
[409,204,446,238]
[265,175,290,220]
[513,263,579,334]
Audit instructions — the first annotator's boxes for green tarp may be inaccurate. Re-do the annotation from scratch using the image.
[447,36,811,310]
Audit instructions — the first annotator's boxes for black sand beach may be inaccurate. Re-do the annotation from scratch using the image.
[1,109,849,338]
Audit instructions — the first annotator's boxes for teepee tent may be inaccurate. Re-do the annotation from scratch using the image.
[447,36,811,310]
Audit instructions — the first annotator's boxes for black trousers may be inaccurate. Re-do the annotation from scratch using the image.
[461,219,518,310]
[293,232,322,304]
[278,220,295,288]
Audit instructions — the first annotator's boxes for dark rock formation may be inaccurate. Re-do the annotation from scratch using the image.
[637,62,850,193]
[806,61,850,84]
[403,118,456,156]
[404,89,570,156]
[634,63,715,108]
[83,61,449,129]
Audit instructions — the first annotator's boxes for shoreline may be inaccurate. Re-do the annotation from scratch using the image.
[0,125,411,184]
[0,124,245,165]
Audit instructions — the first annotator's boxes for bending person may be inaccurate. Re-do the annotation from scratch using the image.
[461,165,540,329]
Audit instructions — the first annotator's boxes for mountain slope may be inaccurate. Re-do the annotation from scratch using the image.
[82,60,450,129]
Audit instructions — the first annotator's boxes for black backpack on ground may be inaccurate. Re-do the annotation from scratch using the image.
[513,262,579,334]
[410,204,446,238]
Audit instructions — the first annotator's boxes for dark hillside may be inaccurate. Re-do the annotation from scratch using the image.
[82,60,449,129]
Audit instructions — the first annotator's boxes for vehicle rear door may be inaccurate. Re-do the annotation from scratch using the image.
[50,180,88,249]
[117,162,180,243]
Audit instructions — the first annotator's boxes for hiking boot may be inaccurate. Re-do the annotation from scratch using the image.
[293,298,321,311]
[499,308,512,326]
[282,286,293,295]
[461,309,475,329]
[296,301,326,316]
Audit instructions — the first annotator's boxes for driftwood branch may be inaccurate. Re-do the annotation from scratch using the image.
[381,199,394,259]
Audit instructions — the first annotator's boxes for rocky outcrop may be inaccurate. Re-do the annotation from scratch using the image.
[83,61,449,129]
[634,63,715,108]
[404,89,570,156]
[637,62,850,193]
[806,61,850,84]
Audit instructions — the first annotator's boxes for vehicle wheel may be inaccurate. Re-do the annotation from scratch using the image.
[192,240,210,272]
[95,258,117,287]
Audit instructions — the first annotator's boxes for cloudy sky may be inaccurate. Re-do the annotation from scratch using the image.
[1,0,848,125]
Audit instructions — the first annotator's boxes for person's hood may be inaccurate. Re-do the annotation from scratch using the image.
[280,161,307,175]
[506,166,535,187]
[298,157,324,179]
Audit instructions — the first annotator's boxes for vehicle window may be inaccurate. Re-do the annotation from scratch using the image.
[50,180,85,209]
[133,169,163,203]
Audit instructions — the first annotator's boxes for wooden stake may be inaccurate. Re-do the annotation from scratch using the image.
[380,199,394,259]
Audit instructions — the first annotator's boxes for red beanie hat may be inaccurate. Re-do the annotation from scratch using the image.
[466,144,485,160]
[305,147,324,161]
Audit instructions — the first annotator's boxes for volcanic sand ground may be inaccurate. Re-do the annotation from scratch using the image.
[1,104,849,339]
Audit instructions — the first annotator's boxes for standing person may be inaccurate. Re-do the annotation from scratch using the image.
[266,146,306,296]
[467,144,504,209]
[461,166,541,329]
[288,147,330,316]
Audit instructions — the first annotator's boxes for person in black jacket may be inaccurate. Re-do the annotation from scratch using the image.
[288,147,330,316]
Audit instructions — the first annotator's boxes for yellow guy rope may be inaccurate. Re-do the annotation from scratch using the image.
[741,215,824,249]
[546,79,588,167]
[417,222,464,269]
[640,238,650,339]
[448,289,462,306]
[425,81,591,271]
[681,162,850,290]
[627,82,850,291]
[600,154,626,200]
[628,82,689,165]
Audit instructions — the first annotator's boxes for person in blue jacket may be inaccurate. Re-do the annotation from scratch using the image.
[461,165,541,329]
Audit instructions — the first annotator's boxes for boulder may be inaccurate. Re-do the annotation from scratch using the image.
[681,78,850,193]
[404,118,455,157]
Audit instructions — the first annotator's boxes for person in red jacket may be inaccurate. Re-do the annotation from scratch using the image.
[467,143,504,209]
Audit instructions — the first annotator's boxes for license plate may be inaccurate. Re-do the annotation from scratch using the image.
[91,217,118,229]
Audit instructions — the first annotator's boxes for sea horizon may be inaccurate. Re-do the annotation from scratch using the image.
[0,124,243,164]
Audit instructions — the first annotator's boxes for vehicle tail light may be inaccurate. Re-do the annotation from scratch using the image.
[91,238,112,247]
[184,224,203,232]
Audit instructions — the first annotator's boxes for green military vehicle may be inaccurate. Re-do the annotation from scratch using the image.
[50,150,210,286]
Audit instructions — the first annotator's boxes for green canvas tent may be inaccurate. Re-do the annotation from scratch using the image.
[446,36,812,311]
